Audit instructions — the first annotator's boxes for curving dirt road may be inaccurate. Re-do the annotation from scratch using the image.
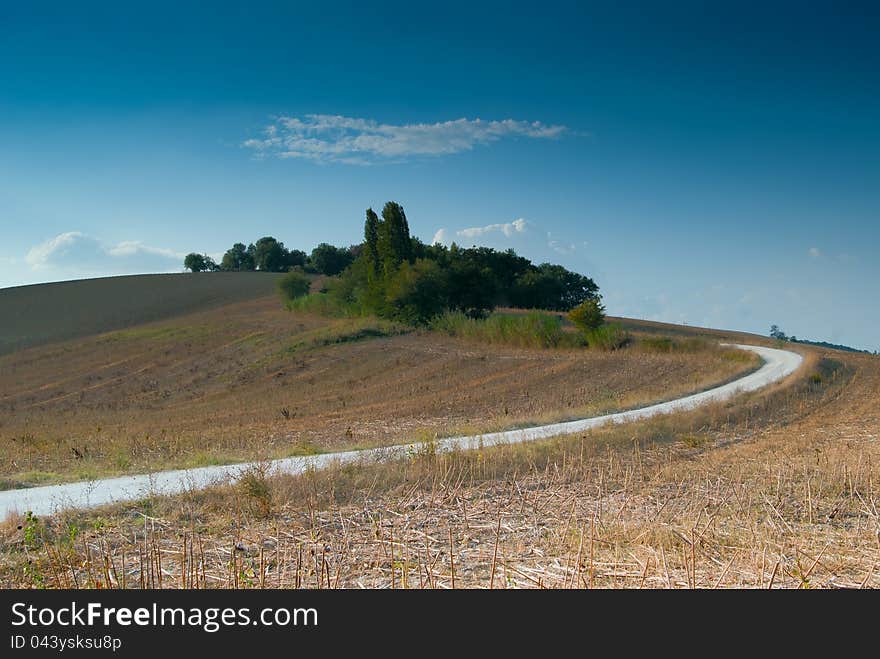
[0,344,802,519]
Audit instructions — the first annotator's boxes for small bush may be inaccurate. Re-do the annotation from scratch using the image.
[567,300,627,350]
[681,433,711,448]
[237,466,273,518]
[568,299,606,332]
[22,511,42,550]
[277,271,311,303]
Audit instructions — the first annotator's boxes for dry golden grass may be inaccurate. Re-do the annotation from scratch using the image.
[2,342,876,589]
[0,296,753,487]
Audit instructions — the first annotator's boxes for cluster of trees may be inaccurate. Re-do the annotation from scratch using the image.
[770,325,873,354]
[769,325,797,342]
[184,238,355,276]
[322,201,600,323]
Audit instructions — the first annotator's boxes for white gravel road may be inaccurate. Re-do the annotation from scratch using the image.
[0,343,802,519]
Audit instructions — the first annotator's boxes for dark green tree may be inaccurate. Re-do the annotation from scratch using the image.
[385,259,447,324]
[511,263,599,311]
[364,208,380,276]
[220,243,255,271]
[184,253,217,272]
[253,237,290,272]
[770,325,788,341]
[287,249,308,269]
[445,259,497,318]
[378,201,412,274]
[310,243,354,276]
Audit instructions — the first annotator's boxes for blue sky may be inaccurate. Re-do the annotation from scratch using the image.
[1,1,878,350]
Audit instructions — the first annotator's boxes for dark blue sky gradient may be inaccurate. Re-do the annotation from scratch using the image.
[1,1,877,349]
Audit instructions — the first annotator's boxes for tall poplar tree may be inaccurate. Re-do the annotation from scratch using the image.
[364,208,380,276]
[379,201,412,273]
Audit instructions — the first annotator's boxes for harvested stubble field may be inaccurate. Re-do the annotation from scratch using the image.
[0,288,753,488]
[6,275,874,589]
[2,343,877,589]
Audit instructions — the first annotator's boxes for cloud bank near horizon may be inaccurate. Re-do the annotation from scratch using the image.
[243,114,567,164]
[24,232,185,278]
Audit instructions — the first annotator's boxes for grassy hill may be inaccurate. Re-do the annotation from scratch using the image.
[0,272,283,355]
[8,274,876,590]
[0,283,758,487]
[5,300,877,588]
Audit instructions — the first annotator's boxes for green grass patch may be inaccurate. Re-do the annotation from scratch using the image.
[583,323,630,351]
[431,310,583,349]
[285,292,357,318]
[285,317,410,354]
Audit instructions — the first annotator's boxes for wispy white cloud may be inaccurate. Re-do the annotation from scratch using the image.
[807,247,862,265]
[431,228,449,245]
[431,218,585,261]
[26,232,91,270]
[105,240,181,260]
[432,218,533,246]
[547,232,579,255]
[548,240,576,255]
[457,218,530,240]
[26,231,185,275]
[243,114,567,164]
